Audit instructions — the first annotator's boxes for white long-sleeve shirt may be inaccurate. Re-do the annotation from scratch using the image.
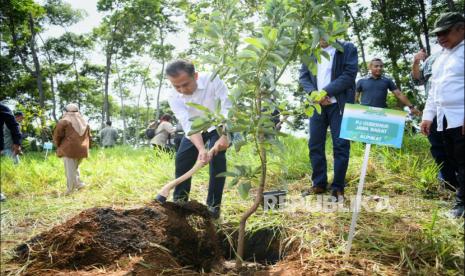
[168,73,231,136]
[422,40,464,131]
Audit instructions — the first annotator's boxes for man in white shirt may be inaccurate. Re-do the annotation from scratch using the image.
[420,12,464,218]
[163,59,231,219]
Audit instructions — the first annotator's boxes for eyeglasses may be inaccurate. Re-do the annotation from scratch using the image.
[436,28,452,37]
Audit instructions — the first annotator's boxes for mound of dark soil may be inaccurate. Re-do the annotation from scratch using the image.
[12,201,223,275]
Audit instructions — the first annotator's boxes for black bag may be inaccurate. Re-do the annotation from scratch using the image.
[145,128,156,139]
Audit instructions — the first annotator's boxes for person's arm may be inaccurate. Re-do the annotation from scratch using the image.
[190,132,211,164]
[411,49,427,84]
[355,79,362,104]
[299,62,318,93]
[322,43,358,97]
[392,89,421,116]
[53,121,66,147]
[420,88,437,136]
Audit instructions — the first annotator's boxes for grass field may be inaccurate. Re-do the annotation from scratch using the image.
[1,134,463,275]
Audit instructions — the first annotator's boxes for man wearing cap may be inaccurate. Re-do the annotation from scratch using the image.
[420,12,465,218]
[2,110,24,164]
[411,50,458,191]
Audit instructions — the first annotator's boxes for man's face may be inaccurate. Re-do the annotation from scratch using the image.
[437,24,465,49]
[369,61,384,77]
[15,115,24,123]
[319,39,329,48]
[168,71,198,95]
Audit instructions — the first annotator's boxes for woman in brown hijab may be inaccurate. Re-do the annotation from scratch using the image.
[53,103,91,195]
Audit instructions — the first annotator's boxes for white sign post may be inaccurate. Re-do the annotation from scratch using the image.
[339,104,407,258]
[43,142,53,159]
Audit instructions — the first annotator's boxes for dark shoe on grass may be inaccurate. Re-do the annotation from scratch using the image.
[302,186,327,197]
[208,206,221,220]
[154,194,167,204]
[450,203,464,219]
[331,190,344,202]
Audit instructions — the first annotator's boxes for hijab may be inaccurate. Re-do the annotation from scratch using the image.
[62,103,88,136]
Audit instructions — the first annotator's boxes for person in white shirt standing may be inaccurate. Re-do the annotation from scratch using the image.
[163,59,231,219]
[420,12,465,218]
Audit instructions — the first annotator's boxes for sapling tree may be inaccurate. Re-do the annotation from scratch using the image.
[185,0,348,268]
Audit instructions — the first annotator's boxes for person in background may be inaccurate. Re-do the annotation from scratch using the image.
[2,111,24,164]
[299,39,358,201]
[100,121,118,148]
[53,103,91,195]
[420,12,464,218]
[161,59,231,219]
[412,49,458,190]
[0,103,22,202]
[150,114,176,152]
[356,58,421,116]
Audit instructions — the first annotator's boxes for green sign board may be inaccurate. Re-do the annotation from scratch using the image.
[340,104,407,148]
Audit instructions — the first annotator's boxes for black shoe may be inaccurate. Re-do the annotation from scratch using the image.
[154,194,167,204]
[450,203,464,219]
[331,190,344,202]
[208,206,221,219]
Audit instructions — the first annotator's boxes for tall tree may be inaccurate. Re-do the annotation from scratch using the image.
[2,0,46,108]
[94,0,163,125]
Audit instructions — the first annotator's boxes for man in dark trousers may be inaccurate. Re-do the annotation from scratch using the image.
[299,39,358,201]
[420,12,464,218]
[0,103,22,202]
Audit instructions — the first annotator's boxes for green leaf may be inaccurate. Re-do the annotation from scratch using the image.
[228,177,239,188]
[332,42,344,53]
[186,102,211,113]
[238,181,252,199]
[268,28,278,41]
[269,52,285,66]
[237,50,258,60]
[312,27,320,48]
[244,37,264,49]
[216,171,238,178]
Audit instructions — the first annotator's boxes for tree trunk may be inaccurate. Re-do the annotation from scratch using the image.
[155,27,165,122]
[73,49,82,108]
[115,58,127,145]
[378,0,402,89]
[344,4,368,75]
[236,146,266,268]
[445,0,455,11]
[417,0,431,55]
[50,75,58,122]
[145,84,150,127]
[103,44,113,125]
[135,79,145,146]
[28,14,45,109]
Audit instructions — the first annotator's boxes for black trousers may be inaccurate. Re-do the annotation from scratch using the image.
[173,130,226,209]
[428,117,458,187]
[441,117,465,202]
